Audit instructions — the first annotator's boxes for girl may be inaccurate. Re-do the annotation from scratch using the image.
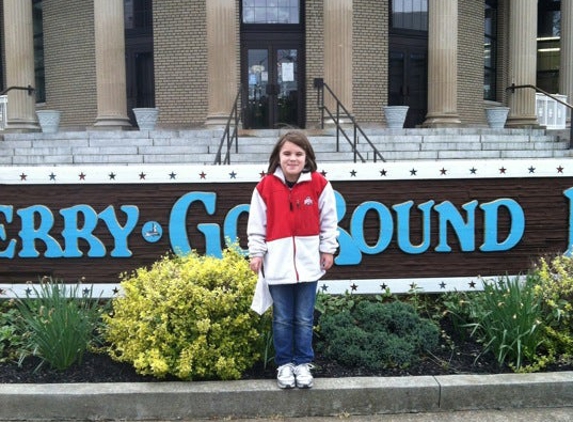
[247,131,339,389]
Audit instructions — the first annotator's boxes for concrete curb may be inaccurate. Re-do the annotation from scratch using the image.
[1,372,572,421]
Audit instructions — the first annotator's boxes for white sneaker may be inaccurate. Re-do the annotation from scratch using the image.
[276,363,296,389]
[293,363,314,389]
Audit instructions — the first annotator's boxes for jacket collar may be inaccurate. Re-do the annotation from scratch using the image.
[273,167,312,185]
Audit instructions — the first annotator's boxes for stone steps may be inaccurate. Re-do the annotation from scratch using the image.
[0,127,570,166]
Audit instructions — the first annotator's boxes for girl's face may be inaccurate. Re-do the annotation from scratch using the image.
[279,140,306,182]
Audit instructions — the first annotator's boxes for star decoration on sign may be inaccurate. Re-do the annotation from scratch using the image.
[229,171,237,179]
[169,172,177,180]
[409,282,417,290]
[380,169,387,176]
[82,288,91,297]
[350,283,358,291]
[440,168,447,175]
[139,172,146,180]
[0,288,5,296]
[112,287,120,295]
[528,166,536,174]
[350,170,357,177]
[499,167,506,174]
[410,168,417,176]
[259,170,267,178]
[320,284,328,292]
[79,172,86,180]
[20,173,27,181]
[380,283,388,290]
[468,281,477,288]
[439,281,447,289]
[25,287,33,296]
[557,166,564,173]
[320,170,327,177]
[470,167,477,175]
[109,172,116,180]
[199,171,207,179]
[49,173,56,181]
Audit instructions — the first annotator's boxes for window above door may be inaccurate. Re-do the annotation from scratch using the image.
[242,0,301,25]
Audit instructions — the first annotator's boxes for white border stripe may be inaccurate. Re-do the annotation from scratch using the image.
[1,158,572,184]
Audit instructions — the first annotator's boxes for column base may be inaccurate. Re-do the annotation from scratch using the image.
[5,120,40,131]
[205,114,236,128]
[505,115,541,128]
[93,116,132,129]
[421,113,462,128]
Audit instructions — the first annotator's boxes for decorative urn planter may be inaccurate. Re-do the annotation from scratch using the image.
[383,105,409,129]
[485,107,510,129]
[133,107,159,131]
[36,110,62,134]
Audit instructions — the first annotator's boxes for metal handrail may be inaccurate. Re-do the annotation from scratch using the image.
[314,78,384,163]
[214,87,241,165]
[506,83,573,145]
[0,85,35,96]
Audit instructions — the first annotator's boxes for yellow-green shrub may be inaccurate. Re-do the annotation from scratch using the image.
[103,247,265,380]
[533,254,573,357]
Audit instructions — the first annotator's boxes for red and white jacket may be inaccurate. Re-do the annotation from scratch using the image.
[247,167,339,285]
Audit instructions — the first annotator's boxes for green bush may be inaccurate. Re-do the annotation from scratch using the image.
[0,301,25,363]
[103,246,267,380]
[464,274,545,371]
[532,254,573,358]
[316,299,440,370]
[14,280,106,371]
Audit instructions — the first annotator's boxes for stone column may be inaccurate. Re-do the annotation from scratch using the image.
[506,0,538,127]
[93,0,131,128]
[205,0,238,127]
[2,0,39,130]
[422,0,461,127]
[324,0,353,120]
[560,0,573,126]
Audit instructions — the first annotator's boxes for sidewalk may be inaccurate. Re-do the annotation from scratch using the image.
[1,372,573,421]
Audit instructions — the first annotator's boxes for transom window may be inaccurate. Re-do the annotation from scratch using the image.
[391,0,428,31]
[242,0,300,24]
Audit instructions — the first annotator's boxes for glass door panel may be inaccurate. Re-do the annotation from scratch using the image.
[276,48,298,127]
[246,49,269,129]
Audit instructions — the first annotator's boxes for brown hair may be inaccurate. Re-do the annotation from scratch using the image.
[267,131,318,174]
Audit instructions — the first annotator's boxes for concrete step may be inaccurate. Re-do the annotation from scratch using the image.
[1,128,571,166]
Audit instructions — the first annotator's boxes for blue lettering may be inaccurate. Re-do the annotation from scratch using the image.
[17,205,64,258]
[434,200,478,252]
[333,190,362,265]
[60,205,106,257]
[350,201,393,254]
[99,205,139,257]
[393,200,434,254]
[479,198,524,251]
[169,192,218,255]
[0,205,16,258]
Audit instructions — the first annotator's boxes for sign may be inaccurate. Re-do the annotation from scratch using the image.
[0,159,572,297]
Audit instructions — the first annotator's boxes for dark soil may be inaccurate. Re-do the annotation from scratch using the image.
[1,319,572,383]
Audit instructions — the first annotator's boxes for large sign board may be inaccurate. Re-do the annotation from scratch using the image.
[1,159,572,297]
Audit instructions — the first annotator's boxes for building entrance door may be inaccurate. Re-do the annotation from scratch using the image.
[242,41,304,129]
[388,39,428,128]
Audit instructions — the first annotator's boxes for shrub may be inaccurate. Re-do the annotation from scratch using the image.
[316,299,440,370]
[103,246,267,380]
[465,274,545,371]
[0,301,25,363]
[14,279,105,371]
[532,254,573,358]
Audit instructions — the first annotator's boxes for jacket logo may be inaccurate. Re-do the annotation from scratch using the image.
[304,196,313,206]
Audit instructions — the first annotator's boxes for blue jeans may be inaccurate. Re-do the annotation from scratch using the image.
[269,281,318,366]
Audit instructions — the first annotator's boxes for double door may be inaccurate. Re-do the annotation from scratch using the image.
[242,37,304,129]
[388,38,428,128]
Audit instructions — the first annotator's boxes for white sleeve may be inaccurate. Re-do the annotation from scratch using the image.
[247,187,268,257]
[318,181,339,254]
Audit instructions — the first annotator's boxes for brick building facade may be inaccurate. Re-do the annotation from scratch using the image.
[0,0,571,131]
